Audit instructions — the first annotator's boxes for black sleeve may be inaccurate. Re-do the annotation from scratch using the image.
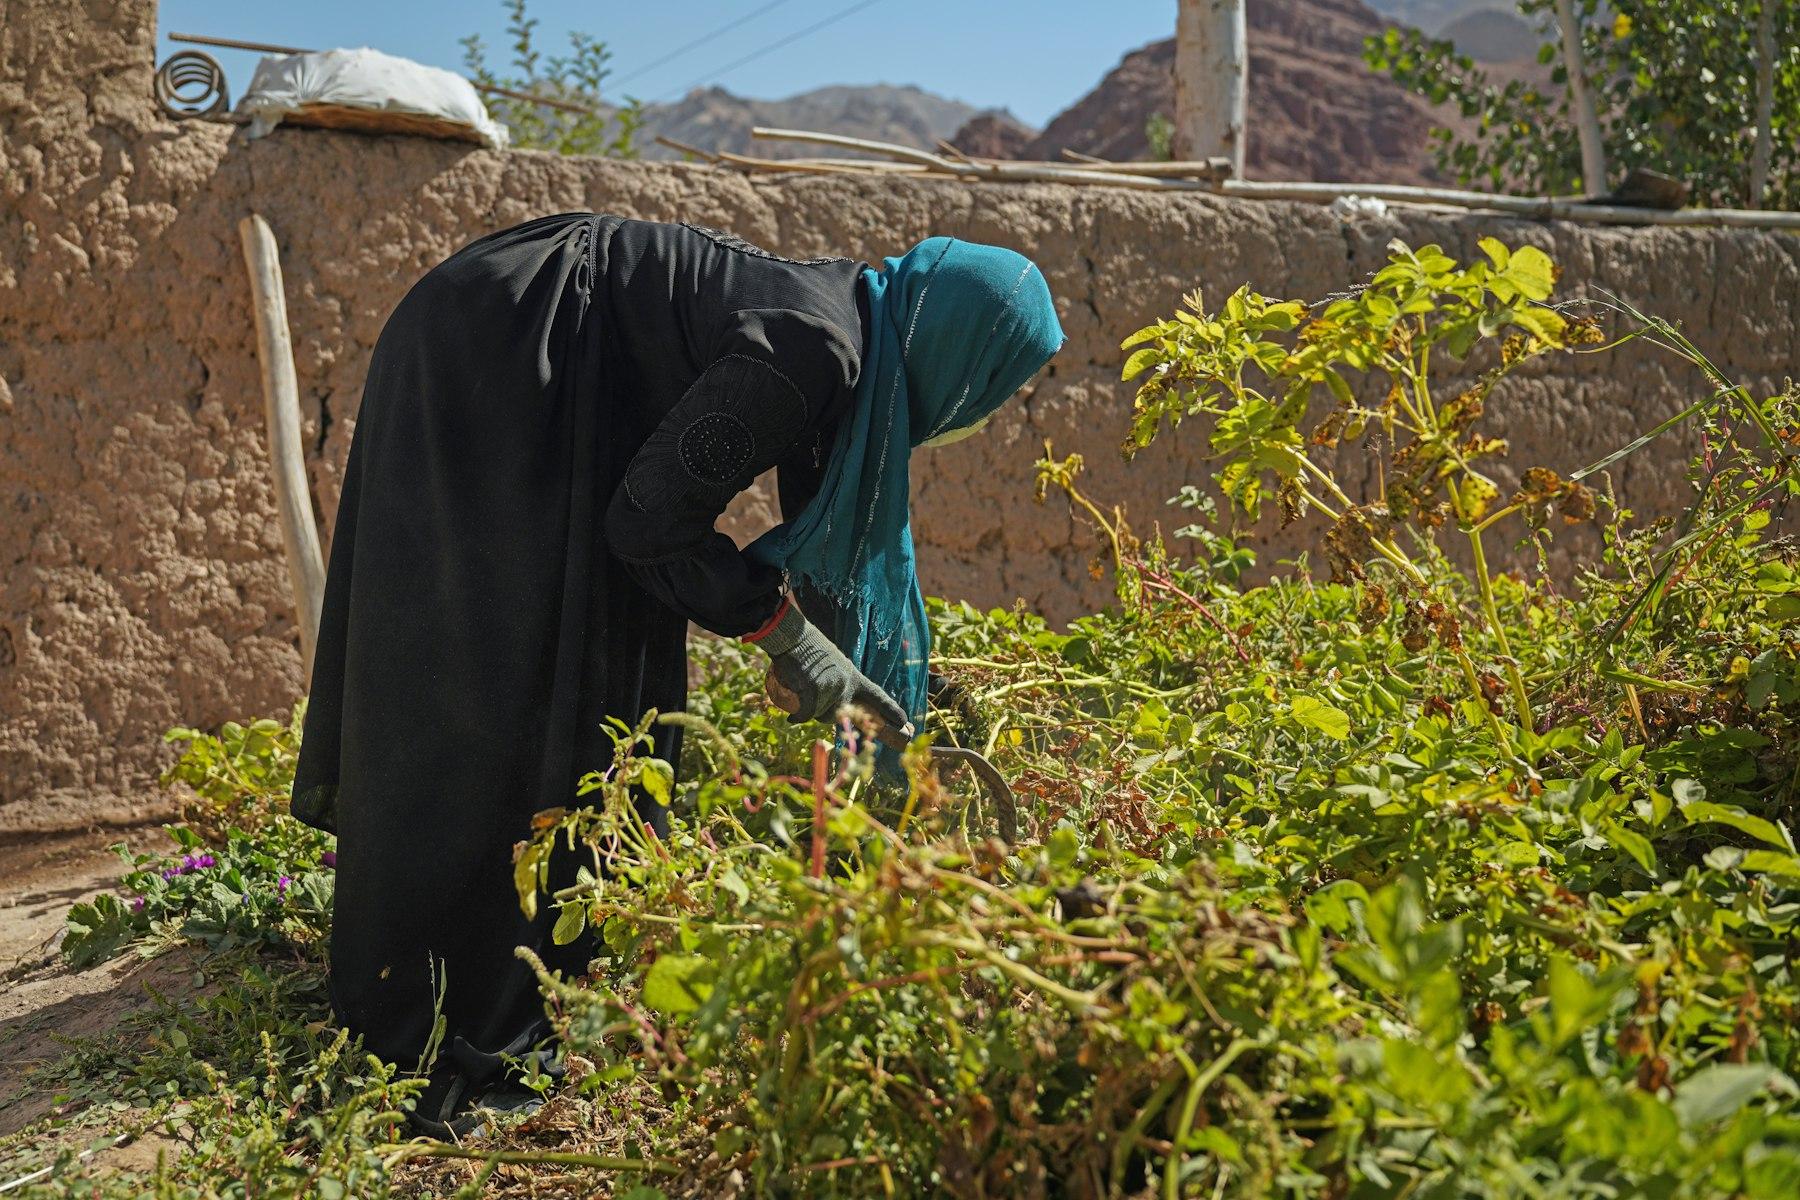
[774,436,830,522]
[603,310,854,637]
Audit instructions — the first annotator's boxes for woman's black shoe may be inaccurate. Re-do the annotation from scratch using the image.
[402,1031,562,1140]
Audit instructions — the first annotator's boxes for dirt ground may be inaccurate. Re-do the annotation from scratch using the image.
[0,824,195,1166]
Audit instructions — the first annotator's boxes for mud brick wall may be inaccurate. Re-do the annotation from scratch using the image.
[3,0,1796,829]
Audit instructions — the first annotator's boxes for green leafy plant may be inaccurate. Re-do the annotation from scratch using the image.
[1366,0,1800,207]
[18,238,1800,1199]
[1,953,421,1200]
[160,701,305,838]
[1118,237,1608,743]
[1145,111,1175,162]
[62,822,334,969]
[63,700,335,969]
[461,0,644,158]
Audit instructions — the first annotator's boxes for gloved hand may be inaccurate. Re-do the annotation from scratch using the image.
[748,599,911,733]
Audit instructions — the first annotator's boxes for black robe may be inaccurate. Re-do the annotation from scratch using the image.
[291,213,866,1090]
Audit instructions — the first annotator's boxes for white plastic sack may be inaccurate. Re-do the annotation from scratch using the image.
[239,47,510,150]
[1329,194,1391,221]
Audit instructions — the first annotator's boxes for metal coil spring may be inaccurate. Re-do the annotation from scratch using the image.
[154,50,230,120]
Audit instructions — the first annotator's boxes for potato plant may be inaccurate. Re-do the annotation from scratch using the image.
[11,240,1800,1200]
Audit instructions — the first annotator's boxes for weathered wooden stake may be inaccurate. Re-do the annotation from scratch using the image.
[238,213,326,681]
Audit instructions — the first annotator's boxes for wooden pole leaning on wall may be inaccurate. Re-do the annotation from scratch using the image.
[238,214,326,682]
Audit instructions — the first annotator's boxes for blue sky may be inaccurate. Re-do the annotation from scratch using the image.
[156,1,1177,127]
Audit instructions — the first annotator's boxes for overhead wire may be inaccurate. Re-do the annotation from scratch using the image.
[654,0,884,102]
[613,0,797,87]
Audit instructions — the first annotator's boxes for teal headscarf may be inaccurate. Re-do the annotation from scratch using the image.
[746,237,1064,732]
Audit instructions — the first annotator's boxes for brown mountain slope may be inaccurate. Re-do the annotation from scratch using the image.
[1021,0,1477,185]
[949,110,1038,159]
[1365,0,1500,35]
[636,84,981,160]
[1438,7,1545,63]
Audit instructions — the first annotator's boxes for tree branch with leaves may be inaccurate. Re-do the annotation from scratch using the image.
[461,0,643,158]
[1367,0,1799,209]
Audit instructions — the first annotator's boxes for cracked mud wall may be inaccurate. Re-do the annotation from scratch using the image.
[3,0,1797,831]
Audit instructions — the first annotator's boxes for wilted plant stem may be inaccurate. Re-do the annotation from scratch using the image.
[1166,1038,1252,1200]
[1064,476,1128,579]
[1112,1070,1185,1192]
[911,931,1107,1013]
[810,740,830,878]
[1290,470,1429,588]
[1454,649,1515,755]
[1464,525,1533,729]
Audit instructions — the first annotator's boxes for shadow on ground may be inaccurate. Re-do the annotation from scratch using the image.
[0,827,202,1139]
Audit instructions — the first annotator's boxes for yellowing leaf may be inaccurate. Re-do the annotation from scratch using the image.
[1493,840,1541,867]
[641,758,674,806]
[1290,696,1352,740]
[513,840,547,920]
[1260,302,1305,331]
[1459,474,1501,522]
[1508,304,1568,346]
[1120,322,1168,350]
[1739,850,1800,879]
[1505,246,1559,302]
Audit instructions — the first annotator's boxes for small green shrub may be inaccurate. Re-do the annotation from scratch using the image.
[160,702,305,838]
[63,701,332,969]
[460,0,643,158]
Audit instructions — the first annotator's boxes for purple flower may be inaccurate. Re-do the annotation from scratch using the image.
[276,875,293,898]
[165,853,217,879]
[130,896,146,912]
[320,851,337,869]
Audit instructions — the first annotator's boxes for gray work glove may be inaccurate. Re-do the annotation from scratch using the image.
[752,602,911,734]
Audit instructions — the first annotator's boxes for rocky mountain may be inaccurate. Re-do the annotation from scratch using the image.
[1437,6,1544,62]
[1363,0,1507,34]
[635,83,988,160]
[947,110,1038,160]
[620,0,1544,185]
[1015,0,1475,185]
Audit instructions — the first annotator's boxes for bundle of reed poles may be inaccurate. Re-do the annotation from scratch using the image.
[649,127,1800,232]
